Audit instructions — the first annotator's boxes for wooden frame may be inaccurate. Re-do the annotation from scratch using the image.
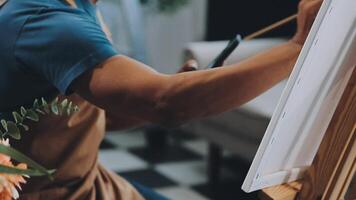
[260,67,356,200]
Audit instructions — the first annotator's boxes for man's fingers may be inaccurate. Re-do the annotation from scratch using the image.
[184,59,198,69]
[179,59,198,73]
[304,0,323,27]
[293,0,323,44]
[307,0,323,13]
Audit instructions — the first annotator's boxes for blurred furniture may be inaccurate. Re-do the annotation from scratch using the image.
[183,38,288,184]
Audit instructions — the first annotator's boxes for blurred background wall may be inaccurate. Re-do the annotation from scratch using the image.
[99,0,298,73]
[142,0,208,73]
[99,0,207,74]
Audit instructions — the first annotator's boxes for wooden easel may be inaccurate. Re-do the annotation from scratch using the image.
[259,67,356,200]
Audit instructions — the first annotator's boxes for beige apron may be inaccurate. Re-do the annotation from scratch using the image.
[12,95,145,200]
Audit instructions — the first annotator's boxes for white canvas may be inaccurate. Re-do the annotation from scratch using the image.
[242,0,356,192]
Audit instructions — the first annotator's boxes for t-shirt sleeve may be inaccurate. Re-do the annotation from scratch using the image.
[15,8,118,95]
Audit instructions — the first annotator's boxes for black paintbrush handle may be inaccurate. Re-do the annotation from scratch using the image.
[207,34,242,68]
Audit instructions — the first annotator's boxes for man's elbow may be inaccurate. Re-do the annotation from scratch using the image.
[153,100,185,127]
[138,74,197,127]
[152,89,214,127]
[152,90,190,127]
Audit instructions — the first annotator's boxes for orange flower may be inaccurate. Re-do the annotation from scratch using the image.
[0,139,27,200]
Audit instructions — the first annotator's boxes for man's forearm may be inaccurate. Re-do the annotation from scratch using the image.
[156,41,302,124]
[106,113,146,131]
[74,42,302,126]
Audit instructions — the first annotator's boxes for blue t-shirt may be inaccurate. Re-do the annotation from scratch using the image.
[0,0,118,112]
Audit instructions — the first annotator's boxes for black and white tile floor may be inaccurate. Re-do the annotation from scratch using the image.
[99,129,259,200]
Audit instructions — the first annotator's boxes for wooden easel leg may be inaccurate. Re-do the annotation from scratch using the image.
[300,67,356,200]
[259,68,356,200]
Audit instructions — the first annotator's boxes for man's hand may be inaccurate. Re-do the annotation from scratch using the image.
[177,60,198,73]
[292,0,323,45]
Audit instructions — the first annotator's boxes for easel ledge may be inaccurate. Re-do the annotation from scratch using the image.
[260,67,356,200]
[260,181,303,200]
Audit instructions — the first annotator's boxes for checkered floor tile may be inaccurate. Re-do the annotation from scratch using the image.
[99,128,259,200]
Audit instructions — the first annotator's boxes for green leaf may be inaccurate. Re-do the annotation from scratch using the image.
[51,98,59,115]
[18,123,29,131]
[66,102,73,116]
[60,99,68,109]
[41,98,50,114]
[73,105,80,112]
[1,120,7,131]
[33,99,40,109]
[20,106,27,117]
[0,165,55,177]
[0,144,55,179]
[5,121,21,140]
[59,99,69,115]
[12,112,23,123]
[26,109,39,122]
[35,109,46,115]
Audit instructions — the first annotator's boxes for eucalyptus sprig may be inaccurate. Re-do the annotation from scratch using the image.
[0,97,80,179]
[0,97,79,140]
